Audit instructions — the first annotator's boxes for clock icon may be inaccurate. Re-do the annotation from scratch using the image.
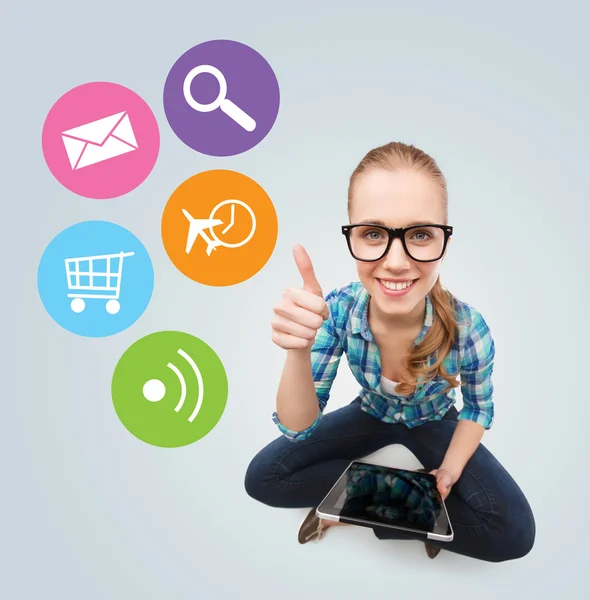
[209,199,257,248]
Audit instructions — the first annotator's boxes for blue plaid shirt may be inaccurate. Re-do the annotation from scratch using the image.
[272,281,496,442]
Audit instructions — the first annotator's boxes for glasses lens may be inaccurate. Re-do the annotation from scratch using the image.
[404,226,445,261]
[349,225,389,261]
[348,225,445,261]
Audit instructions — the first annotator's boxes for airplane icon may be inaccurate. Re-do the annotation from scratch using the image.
[182,209,224,255]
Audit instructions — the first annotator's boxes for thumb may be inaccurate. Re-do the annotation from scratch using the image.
[430,469,450,492]
[293,245,324,297]
[438,472,453,494]
[440,473,452,488]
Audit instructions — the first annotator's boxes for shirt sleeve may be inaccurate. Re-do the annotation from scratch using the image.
[458,309,496,430]
[272,289,344,442]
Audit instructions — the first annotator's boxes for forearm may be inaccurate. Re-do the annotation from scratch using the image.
[275,349,321,432]
[440,419,485,476]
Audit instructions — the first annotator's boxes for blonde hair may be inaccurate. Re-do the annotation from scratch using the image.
[348,141,459,396]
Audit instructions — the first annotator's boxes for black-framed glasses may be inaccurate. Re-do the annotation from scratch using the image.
[341,223,453,263]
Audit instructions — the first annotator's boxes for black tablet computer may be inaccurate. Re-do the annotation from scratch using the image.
[316,460,454,542]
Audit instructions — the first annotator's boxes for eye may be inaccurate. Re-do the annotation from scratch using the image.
[363,229,385,240]
[410,229,433,241]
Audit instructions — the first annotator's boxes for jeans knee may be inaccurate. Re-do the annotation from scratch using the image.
[508,512,536,560]
[489,503,536,562]
[244,457,266,502]
[244,453,285,507]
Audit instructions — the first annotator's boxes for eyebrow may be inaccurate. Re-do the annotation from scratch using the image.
[357,219,440,227]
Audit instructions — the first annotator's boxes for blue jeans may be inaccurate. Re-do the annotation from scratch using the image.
[244,397,535,562]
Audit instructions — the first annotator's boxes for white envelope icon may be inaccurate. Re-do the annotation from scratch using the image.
[61,111,139,170]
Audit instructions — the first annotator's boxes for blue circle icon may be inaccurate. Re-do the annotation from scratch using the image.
[37,221,154,337]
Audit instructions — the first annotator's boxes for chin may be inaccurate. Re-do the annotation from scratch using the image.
[374,296,415,315]
[360,275,424,311]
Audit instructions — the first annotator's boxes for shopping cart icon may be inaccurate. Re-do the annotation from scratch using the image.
[64,251,135,314]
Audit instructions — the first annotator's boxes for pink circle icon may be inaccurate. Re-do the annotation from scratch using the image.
[42,82,160,199]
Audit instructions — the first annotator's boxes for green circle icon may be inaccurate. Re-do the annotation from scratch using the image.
[112,331,228,447]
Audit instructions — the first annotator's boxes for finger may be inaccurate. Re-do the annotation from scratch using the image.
[271,330,312,350]
[293,245,323,297]
[274,301,325,330]
[286,288,328,318]
[272,314,319,340]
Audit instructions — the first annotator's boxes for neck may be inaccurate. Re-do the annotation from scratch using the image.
[368,295,426,334]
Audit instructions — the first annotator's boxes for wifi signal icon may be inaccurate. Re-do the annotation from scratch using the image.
[142,348,204,422]
[112,331,228,448]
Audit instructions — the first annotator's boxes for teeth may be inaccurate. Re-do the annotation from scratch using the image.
[380,279,415,291]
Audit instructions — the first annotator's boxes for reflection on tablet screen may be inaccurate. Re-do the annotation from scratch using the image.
[335,463,442,532]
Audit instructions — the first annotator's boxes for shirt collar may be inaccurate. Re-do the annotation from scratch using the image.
[351,283,434,344]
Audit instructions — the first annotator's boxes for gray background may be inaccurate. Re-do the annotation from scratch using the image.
[2,1,589,598]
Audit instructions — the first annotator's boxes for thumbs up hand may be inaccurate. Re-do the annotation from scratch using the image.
[271,245,330,351]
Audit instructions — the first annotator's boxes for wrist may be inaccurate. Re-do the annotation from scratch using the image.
[287,346,312,357]
[439,462,463,483]
[285,347,313,366]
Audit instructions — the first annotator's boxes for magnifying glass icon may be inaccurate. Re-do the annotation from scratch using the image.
[183,64,257,132]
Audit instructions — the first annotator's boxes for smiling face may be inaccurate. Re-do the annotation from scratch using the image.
[348,167,450,327]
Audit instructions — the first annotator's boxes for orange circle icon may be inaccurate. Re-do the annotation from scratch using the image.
[162,170,278,286]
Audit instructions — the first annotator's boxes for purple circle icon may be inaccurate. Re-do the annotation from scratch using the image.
[163,40,280,157]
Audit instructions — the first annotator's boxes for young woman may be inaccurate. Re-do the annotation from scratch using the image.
[244,141,536,562]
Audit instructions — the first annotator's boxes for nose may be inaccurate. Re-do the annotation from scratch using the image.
[382,237,411,270]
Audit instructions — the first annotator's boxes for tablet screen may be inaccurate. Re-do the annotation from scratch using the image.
[321,462,450,535]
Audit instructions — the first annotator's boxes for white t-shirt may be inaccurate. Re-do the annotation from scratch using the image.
[380,375,411,396]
